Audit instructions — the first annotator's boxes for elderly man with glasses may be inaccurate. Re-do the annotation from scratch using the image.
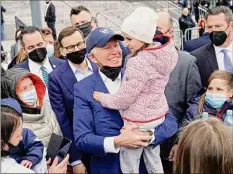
[48,26,98,174]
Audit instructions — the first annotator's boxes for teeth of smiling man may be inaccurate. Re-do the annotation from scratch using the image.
[110,57,119,61]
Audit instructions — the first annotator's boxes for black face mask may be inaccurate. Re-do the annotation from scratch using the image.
[76,22,92,38]
[28,47,47,63]
[66,48,86,64]
[209,31,228,46]
[100,66,121,81]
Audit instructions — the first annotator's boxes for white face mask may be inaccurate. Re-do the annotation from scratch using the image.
[19,87,38,106]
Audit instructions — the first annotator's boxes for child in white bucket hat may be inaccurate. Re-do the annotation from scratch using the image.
[93,7,178,173]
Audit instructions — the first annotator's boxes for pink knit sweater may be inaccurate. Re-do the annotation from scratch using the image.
[100,39,178,123]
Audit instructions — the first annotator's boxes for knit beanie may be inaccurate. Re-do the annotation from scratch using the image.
[121,7,157,44]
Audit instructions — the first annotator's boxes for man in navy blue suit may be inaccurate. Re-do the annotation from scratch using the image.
[73,28,179,173]
[14,26,64,85]
[13,26,64,104]
[48,26,98,173]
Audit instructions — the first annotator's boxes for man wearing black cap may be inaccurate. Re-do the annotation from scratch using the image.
[73,27,178,173]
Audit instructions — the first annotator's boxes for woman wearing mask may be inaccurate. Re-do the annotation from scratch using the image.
[174,117,233,174]
[1,68,62,147]
[1,98,69,173]
[184,70,233,126]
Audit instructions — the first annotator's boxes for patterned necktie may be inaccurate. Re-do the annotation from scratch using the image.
[222,49,233,72]
[41,66,49,88]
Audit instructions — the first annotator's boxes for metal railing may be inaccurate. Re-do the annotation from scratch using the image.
[174,29,184,50]
[62,1,73,8]
[184,27,201,42]
[95,12,121,32]
[198,5,208,18]
[120,0,133,14]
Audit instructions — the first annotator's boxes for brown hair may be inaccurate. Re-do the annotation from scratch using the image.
[1,106,22,157]
[56,27,84,57]
[174,117,233,174]
[41,27,53,37]
[198,70,233,113]
[16,48,27,64]
[70,5,90,18]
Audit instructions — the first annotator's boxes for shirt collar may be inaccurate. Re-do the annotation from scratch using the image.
[68,58,93,74]
[99,68,122,82]
[214,41,233,55]
[28,56,50,72]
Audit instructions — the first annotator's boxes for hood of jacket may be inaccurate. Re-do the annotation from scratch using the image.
[1,98,23,116]
[1,68,46,114]
[138,35,178,76]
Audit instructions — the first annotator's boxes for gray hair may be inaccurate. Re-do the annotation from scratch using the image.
[205,6,233,23]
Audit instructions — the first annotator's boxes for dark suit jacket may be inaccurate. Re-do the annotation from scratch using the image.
[1,6,6,24]
[161,51,202,159]
[73,71,178,173]
[45,2,56,22]
[48,60,98,163]
[13,57,64,70]
[190,43,218,87]
[183,32,210,52]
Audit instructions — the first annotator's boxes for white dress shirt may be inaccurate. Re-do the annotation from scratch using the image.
[214,42,233,70]
[28,57,53,105]
[68,58,93,82]
[99,71,122,153]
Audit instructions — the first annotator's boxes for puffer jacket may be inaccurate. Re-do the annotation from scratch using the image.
[1,68,62,146]
[184,95,233,123]
[101,36,178,123]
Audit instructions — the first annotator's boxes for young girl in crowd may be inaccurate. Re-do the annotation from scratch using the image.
[1,98,69,174]
[93,7,178,173]
[1,98,47,173]
[185,70,233,126]
[174,117,233,174]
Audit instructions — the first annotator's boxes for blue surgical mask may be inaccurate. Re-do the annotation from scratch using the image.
[46,45,54,58]
[19,87,38,106]
[205,93,227,109]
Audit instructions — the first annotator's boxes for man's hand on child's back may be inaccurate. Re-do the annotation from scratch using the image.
[20,159,33,168]
[93,91,104,102]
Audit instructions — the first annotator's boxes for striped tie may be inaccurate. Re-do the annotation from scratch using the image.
[41,66,49,88]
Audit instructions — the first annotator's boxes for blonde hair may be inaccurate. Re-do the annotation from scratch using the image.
[16,48,27,63]
[174,117,233,174]
[198,70,233,113]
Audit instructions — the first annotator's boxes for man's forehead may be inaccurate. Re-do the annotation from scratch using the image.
[23,32,44,44]
[71,11,92,22]
[61,31,83,46]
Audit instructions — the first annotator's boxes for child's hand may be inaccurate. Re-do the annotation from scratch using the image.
[20,159,33,168]
[93,91,104,102]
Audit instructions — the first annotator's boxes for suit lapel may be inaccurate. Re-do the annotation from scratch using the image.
[92,72,109,94]
[206,43,218,72]
[49,58,57,70]
[60,61,77,94]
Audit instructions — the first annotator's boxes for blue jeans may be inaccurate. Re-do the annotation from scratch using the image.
[1,23,5,41]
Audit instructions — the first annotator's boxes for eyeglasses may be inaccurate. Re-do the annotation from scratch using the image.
[64,41,85,52]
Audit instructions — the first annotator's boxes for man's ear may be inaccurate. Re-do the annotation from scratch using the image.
[88,53,98,64]
[229,89,233,98]
[60,48,66,57]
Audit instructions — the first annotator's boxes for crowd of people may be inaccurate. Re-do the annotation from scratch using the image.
[1,2,233,174]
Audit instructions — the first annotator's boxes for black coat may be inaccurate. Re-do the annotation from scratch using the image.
[190,43,218,87]
[1,6,6,25]
[45,2,56,22]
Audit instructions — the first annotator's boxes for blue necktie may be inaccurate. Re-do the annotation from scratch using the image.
[41,66,49,88]
[222,49,233,72]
